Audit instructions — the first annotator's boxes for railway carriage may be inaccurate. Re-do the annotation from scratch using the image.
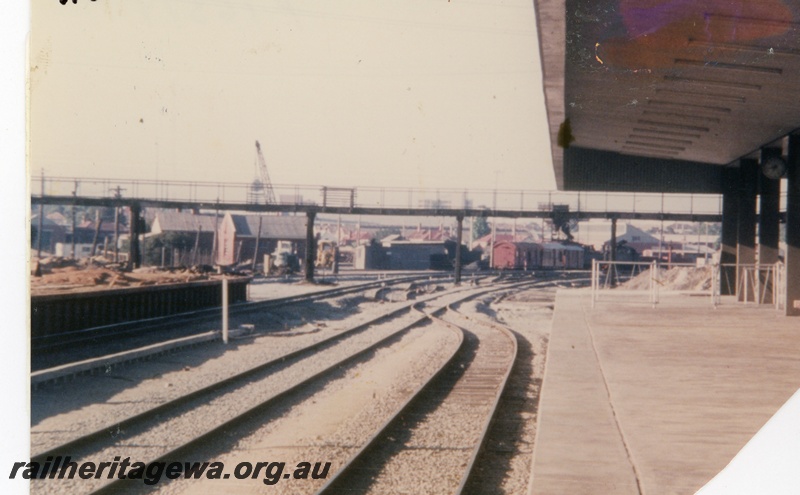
[491,241,541,270]
[540,242,585,269]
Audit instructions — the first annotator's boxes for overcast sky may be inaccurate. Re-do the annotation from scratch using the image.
[29,0,554,191]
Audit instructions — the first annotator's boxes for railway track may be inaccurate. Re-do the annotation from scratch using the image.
[310,277,584,495]
[30,277,539,495]
[30,274,584,495]
[443,301,523,494]
[31,273,455,371]
[31,278,478,456]
[314,291,522,495]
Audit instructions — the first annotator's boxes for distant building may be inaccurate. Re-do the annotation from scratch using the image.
[150,211,219,253]
[55,243,98,259]
[217,213,307,266]
[151,211,218,235]
[71,218,118,246]
[354,242,389,270]
[472,232,537,252]
[31,215,66,255]
[45,211,69,226]
[358,239,449,270]
[345,230,373,246]
[383,241,448,270]
[314,223,374,246]
[662,233,718,250]
[406,227,453,243]
[602,224,665,255]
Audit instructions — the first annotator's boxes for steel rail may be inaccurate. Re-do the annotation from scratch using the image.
[31,276,478,463]
[313,278,553,495]
[32,273,451,354]
[312,306,465,495]
[446,302,519,495]
[78,282,506,495]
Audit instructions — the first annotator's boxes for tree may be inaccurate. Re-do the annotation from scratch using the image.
[471,217,490,241]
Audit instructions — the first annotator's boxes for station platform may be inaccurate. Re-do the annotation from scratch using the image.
[529,290,800,495]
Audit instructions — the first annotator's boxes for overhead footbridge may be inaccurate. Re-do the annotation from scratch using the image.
[31,174,742,284]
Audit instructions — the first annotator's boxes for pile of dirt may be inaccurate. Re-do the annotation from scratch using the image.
[621,266,712,291]
[31,257,216,295]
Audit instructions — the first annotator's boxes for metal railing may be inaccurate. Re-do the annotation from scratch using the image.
[30,174,737,216]
[591,260,659,308]
[713,262,786,310]
[587,259,787,311]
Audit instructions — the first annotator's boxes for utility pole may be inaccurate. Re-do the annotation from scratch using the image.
[37,170,44,259]
[305,211,316,282]
[455,214,464,285]
[90,208,103,257]
[71,181,77,259]
[128,203,141,270]
[211,206,219,267]
[192,226,202,266]
[111,185,125,263]
[489,170,503,270]
[252,216,263,272]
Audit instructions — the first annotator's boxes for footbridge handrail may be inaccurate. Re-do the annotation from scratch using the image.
[29,175,741,220]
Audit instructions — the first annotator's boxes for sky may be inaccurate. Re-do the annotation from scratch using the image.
[29,0,555,191]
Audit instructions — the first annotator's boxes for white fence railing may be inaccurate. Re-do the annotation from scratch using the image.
[592,261,786,312]
[713,262,786,310]
[591,260,659,308]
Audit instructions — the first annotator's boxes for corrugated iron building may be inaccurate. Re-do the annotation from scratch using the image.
[354,243,389,270]
[384,241,448,270]
[217,213,307,266]
[150,211,219,253]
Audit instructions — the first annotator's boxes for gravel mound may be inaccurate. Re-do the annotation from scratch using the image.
[623,266,712,291]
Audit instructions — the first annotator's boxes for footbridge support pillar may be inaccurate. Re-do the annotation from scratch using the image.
[128,202,142,270]
[720,168,739,295]
[786,135,800,316]
[305,211,316,282]
[736,159,758,302]
[609,217,617,263]
[454,214,463,285]
[759,147,782,303]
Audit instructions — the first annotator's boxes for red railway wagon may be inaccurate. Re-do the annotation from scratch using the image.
[492,241,542,270]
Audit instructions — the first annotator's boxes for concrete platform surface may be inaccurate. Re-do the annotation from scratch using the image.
[529,290,800,495]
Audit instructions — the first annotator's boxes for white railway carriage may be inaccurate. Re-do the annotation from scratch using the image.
[540,242,585,269]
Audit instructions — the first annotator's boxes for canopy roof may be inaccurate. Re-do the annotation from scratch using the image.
[534,0,800,193]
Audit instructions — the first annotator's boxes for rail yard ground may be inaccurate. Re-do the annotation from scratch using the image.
[27,266,800,494]
[29,272,559,494]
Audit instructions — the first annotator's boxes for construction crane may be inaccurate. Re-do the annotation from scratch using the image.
[249,140,277,205]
